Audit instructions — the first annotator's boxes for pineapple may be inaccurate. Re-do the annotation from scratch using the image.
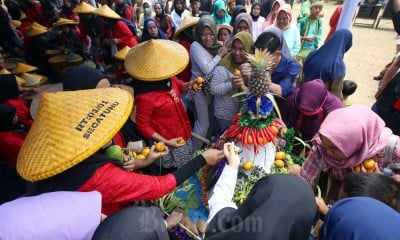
[246,48,273,97]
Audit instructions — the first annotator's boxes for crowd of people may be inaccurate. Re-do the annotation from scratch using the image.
[1,0,400,239]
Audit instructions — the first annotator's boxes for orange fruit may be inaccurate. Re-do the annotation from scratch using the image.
[242,161,254,170]
[136,154,146,160]
[177,138,186,144]
[247,135,254,144]
[275,151,286,160]
[274,159,285,168]
[193,83,199,91]
[363,159,375,170]
[155,142,166,152]
[234,69,241,77]
[140,147,150,157]
[196,77,204,84]
[353,164,361,172]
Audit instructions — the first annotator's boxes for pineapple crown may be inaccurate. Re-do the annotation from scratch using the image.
[246,48,274,71]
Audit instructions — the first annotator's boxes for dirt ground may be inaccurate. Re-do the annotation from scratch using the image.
[292,1,396,107]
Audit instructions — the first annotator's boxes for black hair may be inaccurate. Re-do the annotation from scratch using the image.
[254,31,280,53]
[342,172,400,212]
[342,80,357,96]
[250,2,262,21]
[230,5,246,26]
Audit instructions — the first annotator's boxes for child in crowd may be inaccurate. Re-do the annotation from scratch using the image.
[342,80,357,106]
[217,24,233,44]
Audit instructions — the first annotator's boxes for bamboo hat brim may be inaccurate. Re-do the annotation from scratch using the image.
[93,5,121,19]
[26,24,48,37]
[54,18,78,27]
[0,69,25,84]
[73,2,96,14]
[30,83,63,119]
[11,20,21,28]
[17,88,134,181]
[114,46,131,60]
[173,16,199,40]
[124,39,189,81]
[12,62,38,74]
[32,22,48,30]
[21,72,47,86]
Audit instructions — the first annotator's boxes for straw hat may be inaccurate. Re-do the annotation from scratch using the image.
[173,16,199,40]
[30,83,63,119]
[21,72,47,87]
[73,1,96,14]
[17,88,134,181]
[93,5,121,19]
[0,68,25,84]
[12,62,38,74]
[54,17,78,28]
[20,13,27,20]
[114,46,131,60]
[26,23,48,37]
[216,24,233,34]
[124,39,189,81]
[11,20,21,28]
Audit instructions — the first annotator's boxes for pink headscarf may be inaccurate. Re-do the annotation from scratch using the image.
[275,4,293,30]
[261,0,286,31]
[313,105,393,168]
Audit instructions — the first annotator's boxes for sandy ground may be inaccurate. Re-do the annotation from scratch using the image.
[291,1,397,107]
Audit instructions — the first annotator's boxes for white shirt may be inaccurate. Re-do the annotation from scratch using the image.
[170,9,191,29]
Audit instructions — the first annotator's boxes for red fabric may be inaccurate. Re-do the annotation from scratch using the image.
[59,12,79,23]
[0,131,26,167]
[113,131,126,148]
[135,77,191,140]
[78,163,177,215]
[325,5,343,43]
[103,20,138,50]
[123,7,134,21]
[4,98,33,127]
[154,15,173,38]
[23,3,43,24]
[178,40,192,82]
[77,21,90,47]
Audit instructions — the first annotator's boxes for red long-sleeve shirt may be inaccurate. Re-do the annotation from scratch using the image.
[4,98,33,127]
[135,77,191,140]
[78,163,176,215]
[0,132,26,167]
[103,20,137,50]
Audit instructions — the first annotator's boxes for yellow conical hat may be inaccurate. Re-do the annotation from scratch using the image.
[54,17,77,27]
[73,1,96,14]
[93,4,121,19]
[17,88,134,181]
[12,62,38,74]
[114,46,131,60]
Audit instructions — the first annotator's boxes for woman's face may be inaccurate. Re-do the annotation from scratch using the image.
[271,2,280,15]
[217,9,225,18]
[320,134,346,161]
[175,1,183,10]
[200,27,215,47]
[276,11,290,30]
[147,22,159,38]
[236,20,249,33]
[154,3,162,15]
[252,5,260,17]
[231,39,247,64]
[218,28,230,42]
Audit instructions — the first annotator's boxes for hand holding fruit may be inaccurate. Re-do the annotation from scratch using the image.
[147,144,169,162]
[192,76,204,92]
[165,138,186,148]
[122,153,135,172]
[224,142,240,169]
[201,148,225,166]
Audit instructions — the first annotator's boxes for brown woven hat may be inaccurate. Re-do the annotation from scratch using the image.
[173,16,199,40]
[93,4,121,19]
[114,46,131,60]
[216,24,233,34]
[54,17,78,28]
[17,88,134,181]
[124,39,189,81]
[73,1,96,14]
[12,62,38,74]
[0,68,25,84]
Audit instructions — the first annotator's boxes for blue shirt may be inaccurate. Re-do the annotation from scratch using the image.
[271,56,301,98]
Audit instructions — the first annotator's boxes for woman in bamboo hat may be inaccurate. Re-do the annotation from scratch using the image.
[125,39,196,175]
[54,18,84,56]
[17,87,225,216]
[24,22,50,75]
[73,1,100,52]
